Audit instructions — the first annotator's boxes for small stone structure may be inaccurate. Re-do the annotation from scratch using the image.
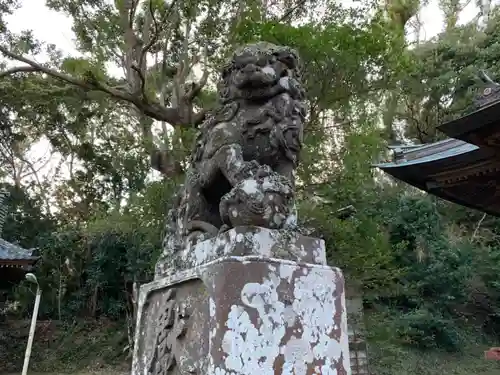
[133,227,350,374]
[485,347,500,360]
[132,43,351,375]
[345,284,369,375]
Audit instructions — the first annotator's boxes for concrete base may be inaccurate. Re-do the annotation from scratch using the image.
[132,227,351,375]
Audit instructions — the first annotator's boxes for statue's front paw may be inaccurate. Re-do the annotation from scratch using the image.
[234,160,260,181]
[256,165,272,180]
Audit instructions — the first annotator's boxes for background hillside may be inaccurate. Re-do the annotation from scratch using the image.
[1,0,500,373]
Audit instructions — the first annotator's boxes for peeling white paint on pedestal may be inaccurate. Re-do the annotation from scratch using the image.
[209,260,350,375]
[133,228,351,375]
[155,226,327,278]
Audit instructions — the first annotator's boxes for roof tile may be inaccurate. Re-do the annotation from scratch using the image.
[0,238,38,261]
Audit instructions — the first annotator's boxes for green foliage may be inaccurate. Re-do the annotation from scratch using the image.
[10,181,174,320]
[0,319,128,373]
[233,15,398,114]
[362,193,500,351]
[2,0,500,371]
[395,308,464,351]
[0,183,55,248]
[367,309,499,375]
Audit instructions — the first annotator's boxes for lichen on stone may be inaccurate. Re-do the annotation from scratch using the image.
[156,42,307,276]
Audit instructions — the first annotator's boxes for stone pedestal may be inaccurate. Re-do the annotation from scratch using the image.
[132,226,351,375]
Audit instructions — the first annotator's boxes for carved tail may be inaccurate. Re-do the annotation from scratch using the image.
[185,220,219,237]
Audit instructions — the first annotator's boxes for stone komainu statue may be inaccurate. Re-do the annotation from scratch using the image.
[157,42,307,273]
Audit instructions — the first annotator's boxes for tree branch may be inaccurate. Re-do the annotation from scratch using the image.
[0,66,41,78]
[0,45,186,124]
[139,0,166,64]
[0,46,126,98]
[128,0,139,29]
[187,46,210,100]
[150,148,184,176]
[279,0,307,22]
[131,64,146,97]
[76,3,124,63]
[16,152,53,214]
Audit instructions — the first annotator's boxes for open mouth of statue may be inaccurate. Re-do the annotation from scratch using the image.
[234,65,280,89]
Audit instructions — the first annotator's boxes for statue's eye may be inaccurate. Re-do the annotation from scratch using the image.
[234,54,257,69]
[275,52,297,69]
[280,56,296,69]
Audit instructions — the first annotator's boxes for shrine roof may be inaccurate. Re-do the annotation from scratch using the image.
[0,238,38,262]
[437,96,500,145]
[374,138,480,169]
[375,121,500,216]
[375,139,500,216]
[375,74,500,217]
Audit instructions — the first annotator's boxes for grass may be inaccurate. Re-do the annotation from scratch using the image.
[370,344,500,375]
[11,352,500,375]
[367,312,500,375]
[1,319,129,374]
[4,317,500,375]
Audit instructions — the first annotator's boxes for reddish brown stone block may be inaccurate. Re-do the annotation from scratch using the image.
[485,347,500,360]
